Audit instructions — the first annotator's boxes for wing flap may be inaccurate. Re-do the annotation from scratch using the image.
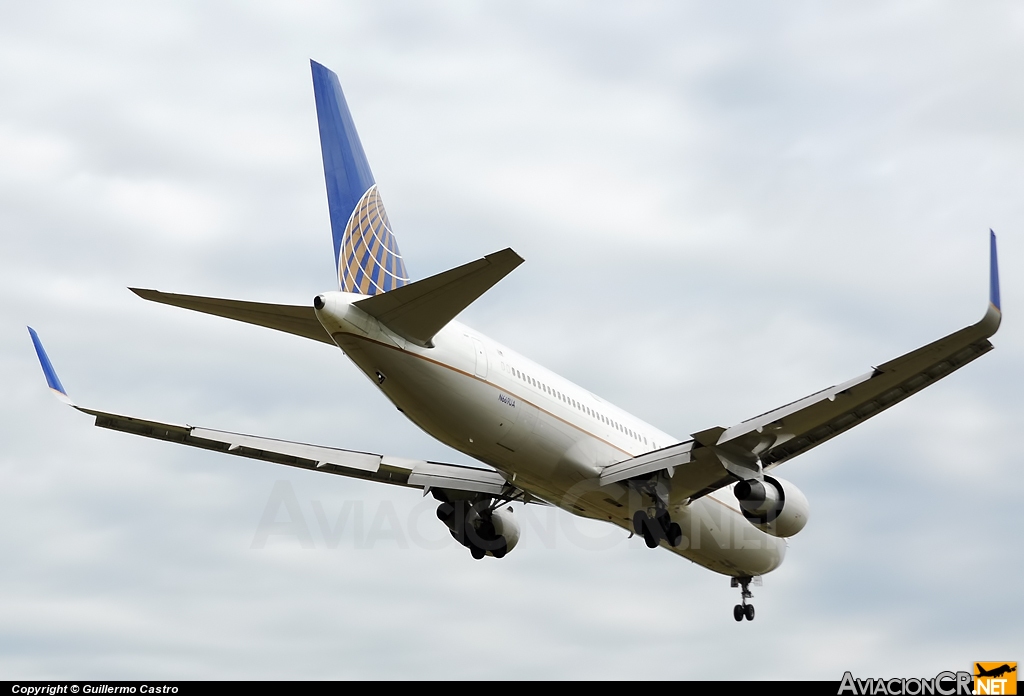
[29,327,528,499]
[189,427,381,472]
[600,232,1002,497]
[130,289,333,345]
[84,407,410,483]
[715,234,1001,470]
[408,462,510,496]
[601,308,996,498]
[599,441,693,486]
[86,406,520,494]
[756,325,995,469]
[91,407,537,500]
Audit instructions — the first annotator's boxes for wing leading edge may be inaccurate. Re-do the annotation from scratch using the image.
[27,328,535,502]
[602,232,1002,500]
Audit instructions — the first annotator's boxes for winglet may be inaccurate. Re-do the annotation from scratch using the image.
[27,327,74,405]
[979,230,1002,336]
[990,229,1000,312]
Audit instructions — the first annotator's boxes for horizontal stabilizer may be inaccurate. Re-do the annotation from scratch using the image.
[130,289,332,345]
[354,248,524,347]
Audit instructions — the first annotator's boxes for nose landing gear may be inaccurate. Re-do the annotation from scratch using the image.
[731,576,760,621]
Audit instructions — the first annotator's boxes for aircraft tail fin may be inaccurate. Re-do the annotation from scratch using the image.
[311,60,409,295]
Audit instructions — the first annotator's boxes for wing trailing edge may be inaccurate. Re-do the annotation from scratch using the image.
[26,328,535,501]
[599,231,1003,500]
[92,410,529,499]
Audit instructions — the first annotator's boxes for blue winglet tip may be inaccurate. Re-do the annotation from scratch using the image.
[27,326,69,398]
[989,229,1000,311]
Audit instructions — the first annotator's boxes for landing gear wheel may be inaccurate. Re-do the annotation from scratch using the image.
[628,474,674,551]
[632,510,647,536]
[634,511,660,548]
[492,538,508,559]
[730,576,758,621]
[642,519,659,548]
[470,545,485,560]
[436,503,453,523]
[666,522,683,547]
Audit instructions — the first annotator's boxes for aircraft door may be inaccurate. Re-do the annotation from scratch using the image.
[471,337,488,379]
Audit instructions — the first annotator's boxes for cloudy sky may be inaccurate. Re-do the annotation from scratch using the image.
[2,0,1022,680]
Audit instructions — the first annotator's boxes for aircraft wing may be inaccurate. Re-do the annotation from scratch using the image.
[602,232,1002,500]
[27,328,533,502]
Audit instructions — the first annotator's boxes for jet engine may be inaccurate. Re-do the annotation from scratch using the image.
[733,475,809,538]
[436,499,520,559]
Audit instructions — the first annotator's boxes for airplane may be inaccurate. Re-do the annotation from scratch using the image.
[28,60,1002,622]
[975,664,1017,679]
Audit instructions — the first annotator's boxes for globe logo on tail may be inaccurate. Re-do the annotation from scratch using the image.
[339,185,409,295]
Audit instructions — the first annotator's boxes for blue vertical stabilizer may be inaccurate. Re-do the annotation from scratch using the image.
[311,60,408,295]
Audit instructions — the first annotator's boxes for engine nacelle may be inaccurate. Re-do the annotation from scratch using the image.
[436,501,520,558]
[734,475,809,538]
[489,507,521,554]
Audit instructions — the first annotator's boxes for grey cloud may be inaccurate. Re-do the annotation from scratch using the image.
[1,0,1021,679]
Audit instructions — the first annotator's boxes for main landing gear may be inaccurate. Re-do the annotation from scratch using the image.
[434,490,522,560]
[629,472,683,548]
[437,499,508,559]
[732,576,756,622]
[632,510,683,548]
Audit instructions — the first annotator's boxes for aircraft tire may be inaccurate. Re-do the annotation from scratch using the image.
[632,510,647,536]
[667,522,683,547]
[733,605,745,622]
[493,538,508,559]
[470,544,486,560]
[744,604,755,621]
[642,519,659,548]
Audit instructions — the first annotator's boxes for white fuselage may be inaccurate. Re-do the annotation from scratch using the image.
[316,291,786,577]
